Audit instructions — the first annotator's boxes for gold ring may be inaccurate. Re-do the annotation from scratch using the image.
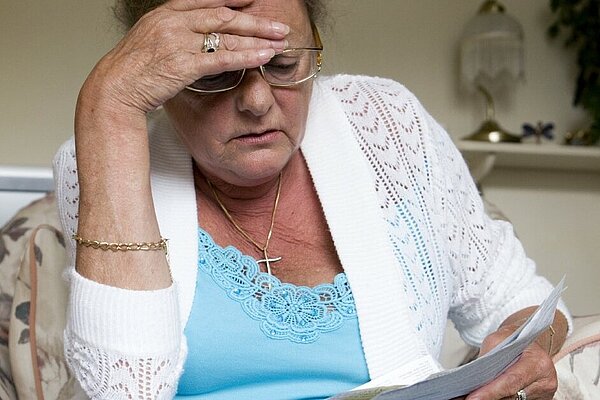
[202,32,220,53]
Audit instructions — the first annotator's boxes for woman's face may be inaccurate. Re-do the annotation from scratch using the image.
[163,0,314,187]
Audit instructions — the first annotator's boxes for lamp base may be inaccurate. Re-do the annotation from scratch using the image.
[464,119,521,143]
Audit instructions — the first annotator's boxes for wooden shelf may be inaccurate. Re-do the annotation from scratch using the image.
[456,141,600,177]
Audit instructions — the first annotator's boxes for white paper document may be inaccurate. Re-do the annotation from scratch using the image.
[330,277,565,400]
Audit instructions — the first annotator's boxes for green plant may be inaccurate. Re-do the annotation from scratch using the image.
[548,0,600,145]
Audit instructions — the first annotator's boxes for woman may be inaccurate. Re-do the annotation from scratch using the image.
[54,0,570,398]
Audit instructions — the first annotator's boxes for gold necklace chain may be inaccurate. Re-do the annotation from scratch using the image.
[206,173,283,276]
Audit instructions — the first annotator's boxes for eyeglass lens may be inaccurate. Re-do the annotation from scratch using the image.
[186,49,320,92]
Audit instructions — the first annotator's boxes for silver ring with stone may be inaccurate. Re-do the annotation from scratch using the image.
[515,389,527,400]
[202,32,220,53]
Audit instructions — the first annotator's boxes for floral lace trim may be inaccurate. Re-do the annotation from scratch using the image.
[197,229,357,343]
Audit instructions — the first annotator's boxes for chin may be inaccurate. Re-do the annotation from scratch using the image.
[231,166,284,186]
[231,158,292,186]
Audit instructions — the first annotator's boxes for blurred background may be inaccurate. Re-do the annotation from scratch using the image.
[1,0,598,314]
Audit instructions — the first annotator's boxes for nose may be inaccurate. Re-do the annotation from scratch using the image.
[235,69,275,117]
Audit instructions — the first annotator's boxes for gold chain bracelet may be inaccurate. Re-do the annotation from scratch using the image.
[72,234,168,254]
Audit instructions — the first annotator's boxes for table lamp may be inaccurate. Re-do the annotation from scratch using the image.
[460,0,524,143]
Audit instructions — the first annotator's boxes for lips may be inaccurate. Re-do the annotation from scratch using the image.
[237,132,268,138]
[231,129,281,144]
[236,129,276,138]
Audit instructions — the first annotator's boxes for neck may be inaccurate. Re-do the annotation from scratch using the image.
[199,165,286,277]
[193,153,302,207]
[196,173,279,202]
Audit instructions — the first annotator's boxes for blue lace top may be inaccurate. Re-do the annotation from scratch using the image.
[176,228,370,399]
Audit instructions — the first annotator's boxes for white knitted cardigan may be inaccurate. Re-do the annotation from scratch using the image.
[54,74,569,399]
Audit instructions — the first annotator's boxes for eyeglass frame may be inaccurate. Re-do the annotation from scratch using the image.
[185,22,323,94]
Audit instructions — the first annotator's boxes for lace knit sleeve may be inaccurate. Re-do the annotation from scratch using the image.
[423,114,571,345]
[53,139,186,399]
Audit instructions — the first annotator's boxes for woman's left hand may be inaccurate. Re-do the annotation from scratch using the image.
[464,325,557,400]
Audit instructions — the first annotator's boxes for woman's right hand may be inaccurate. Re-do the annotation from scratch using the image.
[81,0,288,117]
[73,0,289,290]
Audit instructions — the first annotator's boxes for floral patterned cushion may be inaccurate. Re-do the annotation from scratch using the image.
[0,193,84,399]
[553,314,600,399]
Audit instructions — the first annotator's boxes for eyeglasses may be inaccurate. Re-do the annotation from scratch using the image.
[185,23,323,94]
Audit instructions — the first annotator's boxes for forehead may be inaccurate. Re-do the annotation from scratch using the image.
[239,0,311,43]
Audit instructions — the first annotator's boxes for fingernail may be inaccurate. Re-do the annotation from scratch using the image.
[271,22,290,35]
[258,49,275,60]
[272,40,287,50]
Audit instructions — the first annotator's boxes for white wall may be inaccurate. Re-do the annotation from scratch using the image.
[323,0,593,136]
[0,0,120,167]
[1,0,598,313]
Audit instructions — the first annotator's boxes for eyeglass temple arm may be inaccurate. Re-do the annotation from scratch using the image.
[311,21,323,49]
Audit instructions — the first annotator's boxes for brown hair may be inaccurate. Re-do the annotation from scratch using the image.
[113,0,327,31]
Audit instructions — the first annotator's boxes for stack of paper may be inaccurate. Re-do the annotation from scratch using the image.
[331,278,565,400]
